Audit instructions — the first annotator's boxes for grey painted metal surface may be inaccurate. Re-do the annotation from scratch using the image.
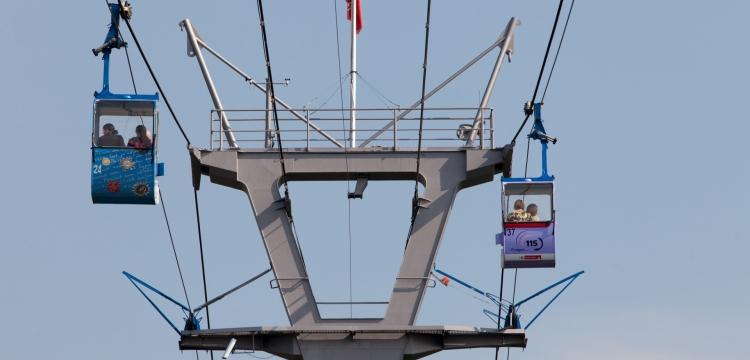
[181,325,526,360]
[466,18,519,146]
[180,19,238,148]
[188,145,515,359]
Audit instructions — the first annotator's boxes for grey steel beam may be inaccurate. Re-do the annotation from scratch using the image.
[358,18,520,148]
[466,18,519,147]
[193,268,272,313]
[180,326,526,360]
[192,146,512,329]
[199,150,323,326]
[180,19,238,148]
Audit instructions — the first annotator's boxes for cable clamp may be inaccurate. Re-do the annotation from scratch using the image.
[523,101,534,116]
[118,1,132,20]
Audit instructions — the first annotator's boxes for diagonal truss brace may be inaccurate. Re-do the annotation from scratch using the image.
[358,17,520,148]
[465,18,519,147]
[179,19,343,148]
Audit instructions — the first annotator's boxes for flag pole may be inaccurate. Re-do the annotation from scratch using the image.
[349,0,358,147]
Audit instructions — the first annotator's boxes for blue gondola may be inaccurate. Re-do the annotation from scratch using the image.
[91,2,163,205]
[497,103,557,268]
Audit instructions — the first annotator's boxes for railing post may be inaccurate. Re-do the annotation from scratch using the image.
[219,110,224,151]
[479,108,485,149]
[305,107,310,151]
[392,109,397,150]
[265,78,273,149]
[490,108,495,149]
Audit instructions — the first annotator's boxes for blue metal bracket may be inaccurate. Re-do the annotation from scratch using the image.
[93,3,129,97]
[433,266,583,330]
[122,271,198,335]
[434,267,502,307]
[527,102,558,179]
[514,270,584,330]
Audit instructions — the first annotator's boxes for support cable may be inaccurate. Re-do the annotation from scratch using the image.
[255,4,306,355]
[160,189,192,310]
[194,190,210,328]
[510,0,565,146]
[502,133,531,360]
[505,6,576,355]
[408,0,433,239]
[255,0,309,271]
[255,0,310,308]
[122,46,138,102]
[307,74,348,116]
[112,7,193,311]
[505,134,533,360]
[332,0,355,318]
[356,73,401,108]
[194,189,213,360]
[494,267,505,360]
[541,0,576,103]
[117,0,192,146]
[255,0,290,201]
[113,3,202,357]
[505,268,519,360]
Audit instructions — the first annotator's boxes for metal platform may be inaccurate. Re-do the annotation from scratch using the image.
[180,325,526,360]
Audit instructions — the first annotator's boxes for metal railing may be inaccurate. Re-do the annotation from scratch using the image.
[210,107,495,150]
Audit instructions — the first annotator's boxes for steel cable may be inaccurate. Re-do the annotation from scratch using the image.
[118,4,213,359]
[193,189,213,360]
[510,0,566,146]
[117,0,192,146]
[160,189,192,310]
[332,0,355,318]
[111,1,192,311]
[255,0,290,200]
[541,0,576,103]
[502,3,572,357]
[408,0,433,241]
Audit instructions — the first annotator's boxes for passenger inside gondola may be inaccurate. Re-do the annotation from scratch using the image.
[507,199,529,222]
[526,203,540,221]
[98,123,125,147]
[127,124,153,149]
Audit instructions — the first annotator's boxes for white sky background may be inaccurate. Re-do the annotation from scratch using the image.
[1,0,748,359]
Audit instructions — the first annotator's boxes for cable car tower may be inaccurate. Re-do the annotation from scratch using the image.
[180,14,523,359]
[96,1,583,359]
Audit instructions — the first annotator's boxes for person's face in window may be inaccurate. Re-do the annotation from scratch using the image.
[527,205,538,217]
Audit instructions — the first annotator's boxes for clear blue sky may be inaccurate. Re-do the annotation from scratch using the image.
[1,1,748,359]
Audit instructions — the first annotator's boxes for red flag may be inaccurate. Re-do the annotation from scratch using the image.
[346,0,363,34]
